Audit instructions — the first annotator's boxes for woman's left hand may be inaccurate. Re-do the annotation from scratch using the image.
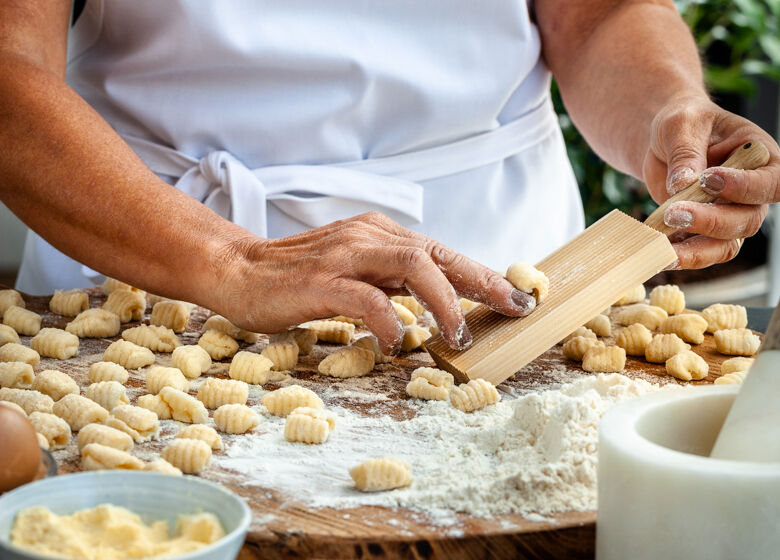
[642,95,780,269]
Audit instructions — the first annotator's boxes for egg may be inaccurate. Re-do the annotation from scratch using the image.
[0,403,42,492]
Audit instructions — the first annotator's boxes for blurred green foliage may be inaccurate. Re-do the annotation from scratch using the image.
[555,0,780,225]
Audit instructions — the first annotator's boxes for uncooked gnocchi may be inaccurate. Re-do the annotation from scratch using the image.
[108,404,160,442]
[145,366,189,394]
[262,385,323,417]
[305,320,355,345]
[28,411,71,449]
[270,327,317,356]
[162,438,212,474]
[614,284,645,306]
[450,378,500,412]
[77,423,134,452]
[665,350,708,381]
[714,328,760,356]
[66,308,121,338]
[88,361,129,384]
[49,289,89,317]
[284,407,336,444]
[505,262,549,303]
[122,325,180,353]
[103,340,155,370]
[615,323,653,356]
[143,459,183,476]
[31,370,79,401]
[0,343,40,368]
[702,303,748,333]
[53,393,108,430]
[563,337,605,362]
[102,278,145,296]
[391,301,418,325]
[645,333,690,363]
[406,367,454,401]
[81,443,144,471]
[229,351,274,384]
[197,378,248,409]
[714,370,749,385]
[616,304,668,331]
[660,313,708,345]
[158,386,209,424]
[198,329,239,360]
[390,295,425,317]
[401,325,431,352]
[584,314,611,337]
[318,346,375,378]
[0,324,20,347]
[720,357,754,375]
[0,289,25,317]
[150,300,191,333]
[560,326,597,345]
[213,403,260,434]
[171,345,212,379]
[85,381,129,410]
[0,388,54,414]
[202,314,259,343]
[0,362,34,389]
[30,328,79,360]
[136,394,172,420]
[102,289,146,323]
[3,306,41,336]
[350,457,413,492]
[352,335,393,364]
[175,424,223,450]
[582,346,626,373]
[649,285,686,315]
[330,315,365,326]
[459,299,480,315]
[262,341,299,371]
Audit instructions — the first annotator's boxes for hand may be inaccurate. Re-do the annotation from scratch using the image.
[213,212,536,353]
[642,95,780,269]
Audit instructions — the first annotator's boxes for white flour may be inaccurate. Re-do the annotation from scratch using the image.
[215,373,661,521]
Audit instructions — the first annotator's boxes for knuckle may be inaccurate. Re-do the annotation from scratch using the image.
[743,209,765,237]
[722,240,741,263]
[362,289,391,317]
[429,242,459,268]
[398,247,430,268]
[360,211,388,227]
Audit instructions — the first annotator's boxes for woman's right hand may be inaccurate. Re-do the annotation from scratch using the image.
[213,212,536,354]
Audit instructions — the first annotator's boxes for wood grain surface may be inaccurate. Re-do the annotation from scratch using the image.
[3,286,754,560]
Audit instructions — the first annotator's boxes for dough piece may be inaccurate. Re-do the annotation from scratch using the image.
[28,411,71,449]
[352,335,393,364]
[614,284,646,306]
[213,403,261,434]
[714,328,761,356]
[102,278,145,296]
[270,327,317,356]
[0,362,34,389]
[36,432,49,449]
[162,438,212,474]
[175,424,223,450]
[714,370,749,385]
[720,357,754,375]
[145,366,189,394]
[262,341,299,371]
[85,381,129,411]
[615,323,653,356]
[30,328,79,360]
[560,326,597,345]
[0,324,20,347]
[77,423,134,452]
[262,385,323,417]
[143,459,183,476]
[645,333,691,363]
[53,394,108,430]
[702,303,748,333]
[391,301,418,325]
[582,346,627,373]
[66,308,121,338]
[505,262,549,302]
[616,304,668,331]
[0,387,54,414]
[122,325,180,353]
[318,347,375,378]
[0,343,40,368]
[228,351,274,385]
[284,406,336,444]
[103,340,155,370]
[158,386,209,424]
[49,289,89,317]
[3,306,41,336]
[136,394,173,420]
[0,400,27,416]
[401,325,431,352]
[450,378,500,412]
[102,290,146,323]
[665,350,708,381]
[649,285,686,315]
[81,443,144,471]
[391,295,426,317]
[459,298,481,315]
[108,404,160,442]
[660,313,708,345]
[563,337,605,362]
[305,320,355,345]
[31,370,79,401]
[198,329,239,360]
[150,301,191,333]
[88,362,129,384]
[350,457,412,492]
[406,367,454,401]
[197,378,248,409]
[202,314,259,343]
[584,314,611,338]
[330,315,365,326]
[0,289,25,317]
[171,345,212,379]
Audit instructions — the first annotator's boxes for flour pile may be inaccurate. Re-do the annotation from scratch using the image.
[216,373,659,519]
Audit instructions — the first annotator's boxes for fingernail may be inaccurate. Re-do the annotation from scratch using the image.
[454,321,472,350]
[663,203,694,229]
[667,167,696,195]
[511,289,536,315]
[700,171,726,195]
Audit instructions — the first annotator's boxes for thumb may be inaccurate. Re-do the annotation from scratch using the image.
[664,129,711,196]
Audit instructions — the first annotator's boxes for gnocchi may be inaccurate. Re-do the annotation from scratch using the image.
[450,378,500,412]
[391,301,418,325]
[158,386,209,424]
[0,289,25,317]
[714,328,760,356]
[715,370,749,385]
[145,365,189,394]
[615,323,653,356]
[198,329,239,360]
[261,341,299,371]
[31,370,79,401]
[88,361,129,384]
[175,424,223,450]
[49,289,89,317]
[229,351,274,385]
[108,404,160,442]
[649,285,686,315]
[330,315,365,326]
[401,325,431,352]
[560,326,597,345]
[262,385,323,417]
[30,328,79,360]
[102,289,146,323]
[53,393,109,430]
[103,340,155,370]
[665,350,708,381]
[318,346,375,378]
[3,305,41,336]
[143,459,183,476]
[406,367,454,401]
[660,313,708,345]
[350,457,413,492]
[0,362,34,389]
[81,443,144,471]
[171,345,212,379]
[196,378,248,409]
[305,319,355,345]
[77,423,134,452]
[202,314,259,343]
[270,327,317,356]
[720,357,754,375]
[0,387,54,414]
[162,438,212,474]
[284,407,336,444]
[702,303,748,333]
[122,324,180,353]
[0,343,40,368]
[459,298,480,315]
[505,262,549,302]
[66,308,121,338]
[562,336,605,362]
[584,314,611,337]
[614,284,646,306]
[390,295,425,317]
[28,411,71,449]
[582,346,626,373]
[0,324,20,347]
[213,403,261,434]
[136,394,173,420]
[150,300,191,333]
[645,333,690,363]
[102,278,144,296]
[85,381,129,411]
[616,304,668,331]
[352,335,393,364]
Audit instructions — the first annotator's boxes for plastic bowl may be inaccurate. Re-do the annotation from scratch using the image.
[0,471,251,560]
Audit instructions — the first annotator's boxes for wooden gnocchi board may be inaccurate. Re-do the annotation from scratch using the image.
[6,287,754,560]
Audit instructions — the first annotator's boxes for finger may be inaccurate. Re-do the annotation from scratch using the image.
[700,164,780,205]
[656,111,713,195]
[671,235,743,270]
[325,279,405,355]
[663,200,767,240]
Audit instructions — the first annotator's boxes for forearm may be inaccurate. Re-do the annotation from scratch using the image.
[0,53,252,307]
[538,0,708,177]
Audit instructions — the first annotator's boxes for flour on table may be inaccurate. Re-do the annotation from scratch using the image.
[216,373,661,520]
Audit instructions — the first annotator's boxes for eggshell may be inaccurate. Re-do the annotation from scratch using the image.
[0,404,42,492]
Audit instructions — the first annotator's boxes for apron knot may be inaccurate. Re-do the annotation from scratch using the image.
[199,150,235,194]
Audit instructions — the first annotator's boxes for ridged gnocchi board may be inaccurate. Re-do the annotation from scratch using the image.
[4,286,760,560]
[426,141,771,385]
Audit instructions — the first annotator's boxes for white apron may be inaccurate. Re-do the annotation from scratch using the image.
[17,0,584,294]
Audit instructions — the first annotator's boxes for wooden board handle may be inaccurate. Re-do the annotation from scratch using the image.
[644,141,771,235]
